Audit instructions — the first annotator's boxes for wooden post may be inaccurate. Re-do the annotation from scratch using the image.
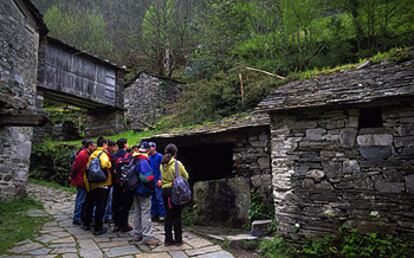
[239,73,245,106]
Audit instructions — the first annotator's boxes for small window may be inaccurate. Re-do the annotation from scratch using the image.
[359,108,383,128]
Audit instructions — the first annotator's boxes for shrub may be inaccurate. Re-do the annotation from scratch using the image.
[248,190,274,223]
[30,140,78,186]
[259,226,413,258]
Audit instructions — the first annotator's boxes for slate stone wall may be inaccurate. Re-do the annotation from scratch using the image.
[270,102,414,242]
[85,109,125,137]
[233,131,273,205]
[124,73,182,130]
[0,0,40,200]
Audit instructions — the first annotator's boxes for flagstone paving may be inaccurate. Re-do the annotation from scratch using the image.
[2,183,234,258]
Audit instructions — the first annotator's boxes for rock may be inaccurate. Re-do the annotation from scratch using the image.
[374,181,405,193]
[193,177,251,227]
[196,250,234,258]
[251,174,272,188]
[305,169,325,182]
[360,146,393,159]
[258,157,271,169]
[185,245,222,257]
[322,162,343,179]
[357,134,393,146]
[339,129,357,148]
[104,245,140,257]
[343,160,360,174]
[306,128,326,141]
[405,175,414,193]
[251,220,273,237]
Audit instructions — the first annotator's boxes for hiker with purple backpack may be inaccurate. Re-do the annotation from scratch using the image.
[160,144,190,246]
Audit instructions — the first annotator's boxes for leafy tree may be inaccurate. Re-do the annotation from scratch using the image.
[44,4,114,59]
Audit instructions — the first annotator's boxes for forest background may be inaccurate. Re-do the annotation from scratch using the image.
[33,0,414,127]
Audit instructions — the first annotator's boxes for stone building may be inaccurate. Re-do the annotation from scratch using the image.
[124,72,182,130]
[144,113,272,228]
[258,56,414,242]
[0,0,48,200]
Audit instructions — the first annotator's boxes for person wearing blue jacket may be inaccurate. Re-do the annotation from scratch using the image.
[149,142,166,221]
[132,142,159,246]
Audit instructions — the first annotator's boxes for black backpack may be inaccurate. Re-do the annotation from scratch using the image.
[121,159,140,193]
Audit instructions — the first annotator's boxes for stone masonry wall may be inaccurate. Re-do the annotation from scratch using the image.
[192,129,273,227]
[124,73,182,130]
[233,131,273,205]
[270,102,414,243]
[0,0,40,200]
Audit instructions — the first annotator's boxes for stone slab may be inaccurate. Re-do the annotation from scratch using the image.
[105,245,141,257]
[185,245,222,257]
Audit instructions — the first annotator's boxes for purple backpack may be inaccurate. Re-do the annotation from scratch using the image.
[171,161,192,205]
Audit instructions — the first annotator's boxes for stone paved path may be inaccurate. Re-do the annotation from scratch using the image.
[3,184,234,258]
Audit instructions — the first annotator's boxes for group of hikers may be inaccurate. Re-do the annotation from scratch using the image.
[69,137,190,246]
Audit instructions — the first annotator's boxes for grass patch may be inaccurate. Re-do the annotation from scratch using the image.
[62,130,158,146]
[29,178,76,194]
[0,198,47,254]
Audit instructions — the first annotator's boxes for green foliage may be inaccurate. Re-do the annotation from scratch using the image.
[44,3,114,58]
[258,226,413,258]
[248,190,275,223]
[30,140,77,186]
[0,198,47,254]
[31,130,158,187]
[259,236,294,258]
[29,178,76,194]
[173,66,286,126]
[182,205,193,226]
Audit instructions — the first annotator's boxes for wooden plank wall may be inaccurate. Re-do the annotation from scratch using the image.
[39,43,117,107]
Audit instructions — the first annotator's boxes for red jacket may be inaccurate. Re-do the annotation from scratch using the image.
[70,149,90,187]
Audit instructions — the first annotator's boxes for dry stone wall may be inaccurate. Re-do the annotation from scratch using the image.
[270,102,414,242]
[0,0,40,200]
[233,131,273,204]
[124,73,182,130]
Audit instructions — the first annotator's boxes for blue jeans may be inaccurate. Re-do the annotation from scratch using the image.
[104,187,113,221]
[151,187,166,218]
[73,187,86,222]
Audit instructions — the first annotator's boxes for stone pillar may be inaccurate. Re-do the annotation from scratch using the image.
[85,108,125,137]
[0,127,33,201]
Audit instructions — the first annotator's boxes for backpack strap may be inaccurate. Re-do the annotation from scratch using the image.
[175,160,179,178]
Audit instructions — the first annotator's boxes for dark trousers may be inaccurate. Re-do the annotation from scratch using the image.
[162,188,182,243]
[83,188,109,231]
[112,184,133,228]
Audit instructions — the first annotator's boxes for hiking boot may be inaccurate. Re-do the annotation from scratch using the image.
[94,227,107,236]
[164,240,174,246]
[174,240,183,246]
[143,238,160,246]
[80,224,90,231]
[133,235,143,242]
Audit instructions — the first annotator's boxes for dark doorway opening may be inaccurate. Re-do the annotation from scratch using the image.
[176,143,234,187]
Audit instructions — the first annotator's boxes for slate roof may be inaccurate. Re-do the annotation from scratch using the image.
[258,55,414,112]
[144,112,270,140]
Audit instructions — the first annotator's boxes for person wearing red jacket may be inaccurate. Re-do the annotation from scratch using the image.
[70,140,96,225]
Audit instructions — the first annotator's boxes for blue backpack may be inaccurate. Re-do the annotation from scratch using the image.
[171,161,192,205]
[134,159,155,197]
[87,152,108,183]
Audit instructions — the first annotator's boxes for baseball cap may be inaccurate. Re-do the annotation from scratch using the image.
[149,142,157,148]
[139,141,150,152]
